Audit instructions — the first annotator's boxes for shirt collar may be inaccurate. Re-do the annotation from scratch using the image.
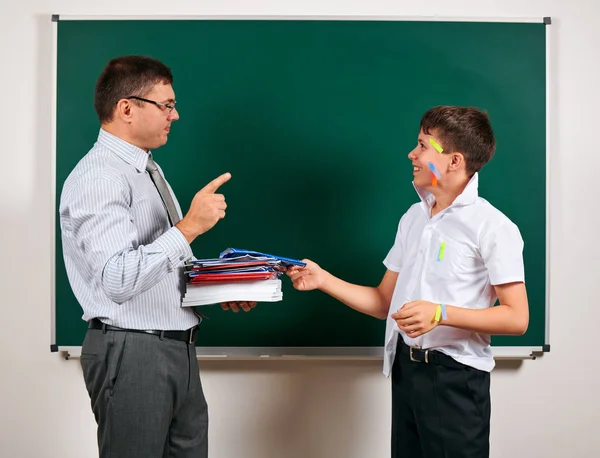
[414,172,479,214]
[97,128,149,173]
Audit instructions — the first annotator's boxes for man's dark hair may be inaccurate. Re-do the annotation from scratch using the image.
[420,106,496,176]
[94,55,173,124]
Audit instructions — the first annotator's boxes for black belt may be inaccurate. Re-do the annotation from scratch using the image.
[88,318,199,344]
[396,338,463,368]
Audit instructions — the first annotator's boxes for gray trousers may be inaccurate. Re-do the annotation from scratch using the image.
[80,328,208,458]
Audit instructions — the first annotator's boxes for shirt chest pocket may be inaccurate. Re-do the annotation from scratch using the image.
[132,195,166,221]
[131,196,170,242]
[426,236,469,280]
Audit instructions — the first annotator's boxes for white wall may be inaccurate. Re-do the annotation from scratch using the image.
[1,1,598,457]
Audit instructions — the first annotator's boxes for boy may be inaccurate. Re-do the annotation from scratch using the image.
[288,106,529,458]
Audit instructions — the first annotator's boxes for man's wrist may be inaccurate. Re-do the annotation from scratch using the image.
[175,220,196,244]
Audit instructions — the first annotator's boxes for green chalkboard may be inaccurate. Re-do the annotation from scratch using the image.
[53,18,548,354]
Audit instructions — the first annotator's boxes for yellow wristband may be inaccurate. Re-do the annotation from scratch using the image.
[434,304,442,322]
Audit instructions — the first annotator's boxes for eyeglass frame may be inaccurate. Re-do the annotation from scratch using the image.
[120,96,177,113]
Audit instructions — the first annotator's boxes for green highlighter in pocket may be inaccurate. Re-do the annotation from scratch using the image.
[437,241,446,262]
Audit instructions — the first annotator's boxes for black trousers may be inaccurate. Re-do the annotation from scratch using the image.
[80,327,208,458]
[392,338,491,458]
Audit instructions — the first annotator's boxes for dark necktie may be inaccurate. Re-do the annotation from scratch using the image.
[146,156,181,226]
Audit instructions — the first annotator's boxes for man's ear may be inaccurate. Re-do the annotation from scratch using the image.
[114,99,134,123]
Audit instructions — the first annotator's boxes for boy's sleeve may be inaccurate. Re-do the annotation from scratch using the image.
[383,215,405,272]
[480,220,525,285]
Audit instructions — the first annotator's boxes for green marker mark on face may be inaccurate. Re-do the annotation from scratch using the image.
[429,138,444,153]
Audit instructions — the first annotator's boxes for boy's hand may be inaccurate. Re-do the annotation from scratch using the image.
[221,301,257,312]
[391,300,441,337]
[286,259,327,291]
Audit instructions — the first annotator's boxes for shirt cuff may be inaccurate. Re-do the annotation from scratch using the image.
[489,275,525,286]
[154,227,193,267]
[383,258,401,272]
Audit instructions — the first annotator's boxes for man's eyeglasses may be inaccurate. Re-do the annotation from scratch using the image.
[123,96,177,113]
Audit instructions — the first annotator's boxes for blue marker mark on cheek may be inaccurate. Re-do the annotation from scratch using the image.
[427,161,441,179]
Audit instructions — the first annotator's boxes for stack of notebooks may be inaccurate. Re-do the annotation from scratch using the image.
[182,248,306,307]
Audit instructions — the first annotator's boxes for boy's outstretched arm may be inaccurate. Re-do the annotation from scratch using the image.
[287,260,397,320]
[392,281,529,337]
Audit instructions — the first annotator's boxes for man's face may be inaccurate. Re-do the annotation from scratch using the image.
[407,128,449,188]
[130,82,179,151]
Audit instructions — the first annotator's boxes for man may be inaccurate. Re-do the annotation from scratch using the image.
[60,55,253,458]
[288,106,529,458]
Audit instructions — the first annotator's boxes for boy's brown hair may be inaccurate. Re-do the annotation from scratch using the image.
[420,106,496,176]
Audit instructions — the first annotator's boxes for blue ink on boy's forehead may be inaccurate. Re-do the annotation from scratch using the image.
[428,161,441,179]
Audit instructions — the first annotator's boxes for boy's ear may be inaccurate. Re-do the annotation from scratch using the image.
[449,152,465,170]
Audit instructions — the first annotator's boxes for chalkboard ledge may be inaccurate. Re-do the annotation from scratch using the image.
[56,345,546,361]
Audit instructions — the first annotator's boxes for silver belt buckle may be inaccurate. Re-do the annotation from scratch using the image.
[188,327,196,344]
[409,345,429,363]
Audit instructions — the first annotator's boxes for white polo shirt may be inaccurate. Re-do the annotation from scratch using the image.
[382,173,525,376]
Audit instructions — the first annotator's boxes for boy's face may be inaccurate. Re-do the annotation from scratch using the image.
[408,128,449,188]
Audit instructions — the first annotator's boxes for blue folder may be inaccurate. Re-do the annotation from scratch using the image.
[219,248,306,267]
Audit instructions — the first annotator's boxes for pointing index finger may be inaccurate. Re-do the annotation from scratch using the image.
[201,172,231,194]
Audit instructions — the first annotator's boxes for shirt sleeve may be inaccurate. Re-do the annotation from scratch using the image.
[383,215,405,272]
[65,176,193,304]
[480,220,525,285]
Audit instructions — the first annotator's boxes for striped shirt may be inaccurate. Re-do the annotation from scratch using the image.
[59,129,199,330]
